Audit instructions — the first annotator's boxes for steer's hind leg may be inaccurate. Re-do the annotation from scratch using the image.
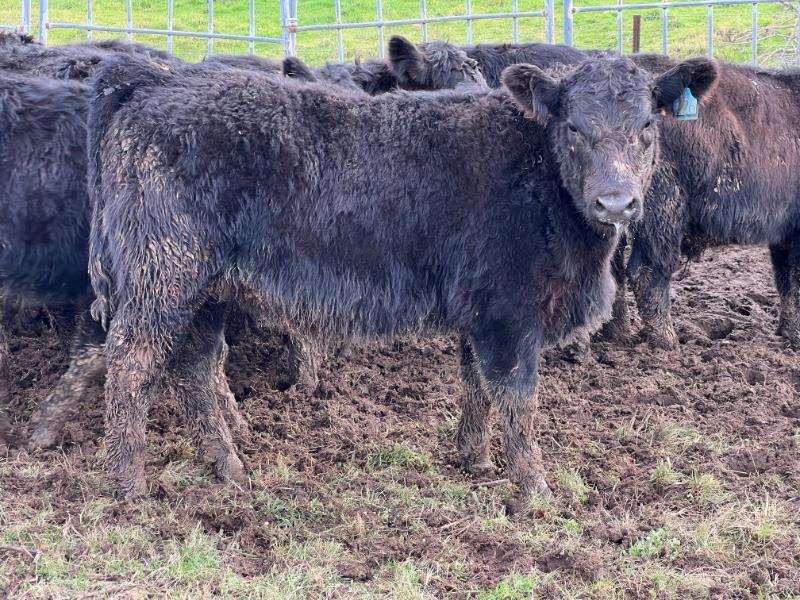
[0,304,11,445]
[468,323,549,508]
[770,240,800,347]
[104,312,181,499]
[168,302,246,484]
[214,339,250,440]
[456,336,495,476]
[628,238,680,350]
[29,311,106,449]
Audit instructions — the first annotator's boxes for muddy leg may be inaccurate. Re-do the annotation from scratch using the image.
[469,325,550,505]
[29,312,106,449]
[598,237,629,341]
[770,241,800,347]
[214,339,249,439]
[287,333,320,390]
[628,241,680,350]
[0,306,11,445]
[104,316,174,499]
[168,302,246,483]
[456,336,494,476]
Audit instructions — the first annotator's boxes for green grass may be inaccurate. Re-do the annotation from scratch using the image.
[2,0,798,66]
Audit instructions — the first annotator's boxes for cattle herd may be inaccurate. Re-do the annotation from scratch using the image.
[0,29,797,508]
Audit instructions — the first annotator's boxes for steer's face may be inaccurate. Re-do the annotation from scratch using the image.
[389,36,487,91]
[503,56,718,232]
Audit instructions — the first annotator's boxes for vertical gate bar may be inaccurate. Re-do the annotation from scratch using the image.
[564,0,573,46]
[546,0,555,44]
[512,0,518,44]
[377,0,384,58]
[167,0,174,53]
[38,0,48,43]
[751,1,758,65]
[22,0,31,33]
[289,0,297,57]
[707,4,713,56]
[208,0,214,55]
[465,0,472,45]
[335,0,343,63]
[280,0,289,55]
[616,0,622,54]
[420,0,427,42]
[661,7,667,54]
[249,0,255,54]
[87,0,93,40]
[127,0,133,41]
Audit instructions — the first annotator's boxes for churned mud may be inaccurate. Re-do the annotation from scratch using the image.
[1,246,798,598]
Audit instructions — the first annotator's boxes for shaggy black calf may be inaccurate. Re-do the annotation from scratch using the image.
[88,54,714,500]
[0,73,106,447]
[0,37,180,80]
[283,36,485,95]
[203,54,282,74]
[438,43,800,349]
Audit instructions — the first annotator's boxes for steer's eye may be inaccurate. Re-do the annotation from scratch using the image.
[642,119,652,130]
[567,123,578,134]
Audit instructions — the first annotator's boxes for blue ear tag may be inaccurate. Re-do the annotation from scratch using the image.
[673,87,698,121]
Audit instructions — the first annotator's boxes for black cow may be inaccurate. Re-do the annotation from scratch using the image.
[415,43,800,350]
[0,73,105,447]
[282,36,485,95]
[87,53,716,500]
[202,54,282,74]
[0,37,180,80]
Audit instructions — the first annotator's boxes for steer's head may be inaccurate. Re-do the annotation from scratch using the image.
[503,56,717,232]
[389,36,487,91]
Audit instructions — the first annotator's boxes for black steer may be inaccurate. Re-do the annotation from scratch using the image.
[87,53,715,500]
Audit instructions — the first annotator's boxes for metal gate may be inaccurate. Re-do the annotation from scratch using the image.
[8,0,799,67]
[1,0,32,33]
[563,0,790,64]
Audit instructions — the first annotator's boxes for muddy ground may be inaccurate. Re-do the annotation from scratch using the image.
[1,246,799,599]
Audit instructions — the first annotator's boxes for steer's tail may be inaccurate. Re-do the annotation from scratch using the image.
[86,55,173,329]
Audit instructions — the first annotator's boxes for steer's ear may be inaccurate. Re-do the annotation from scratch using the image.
[283,56,317,82]
[652,57,718,113]
[502,63,560,124]
[389,35,427,87]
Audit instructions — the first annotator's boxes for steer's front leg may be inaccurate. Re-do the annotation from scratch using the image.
[468,325,550,512]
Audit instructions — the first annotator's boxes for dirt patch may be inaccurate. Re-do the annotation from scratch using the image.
[2,246,799,598]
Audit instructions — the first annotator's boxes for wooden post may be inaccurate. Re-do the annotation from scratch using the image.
[632,14,641,53]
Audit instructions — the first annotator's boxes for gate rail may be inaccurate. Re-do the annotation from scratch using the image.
[563,0,789,64]
[1,0,31,33]
[7,0,798,67]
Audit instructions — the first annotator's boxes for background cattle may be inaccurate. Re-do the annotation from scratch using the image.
[405,41,800,351]
[283,36,486,94]
[87,53,714,501]
[0,35,181,79]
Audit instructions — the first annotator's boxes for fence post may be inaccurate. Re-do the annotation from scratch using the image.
[38,0,48,43]
[563,0,574,46]
[21,0,31,33]
[545,0,555,44]
[281,0,297,57]
[632,14,641,53]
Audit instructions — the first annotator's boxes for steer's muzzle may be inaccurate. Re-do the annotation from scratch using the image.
[591,191,641,227]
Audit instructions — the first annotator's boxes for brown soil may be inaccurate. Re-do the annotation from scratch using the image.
[2,245,799,598]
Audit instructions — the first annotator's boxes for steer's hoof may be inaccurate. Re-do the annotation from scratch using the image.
[504,474,552,517]
[597,319,629,342]
[777,322,800,349]
[116,475,148,500]
[215,452,248,485]
[464,459,496,478]
[28,424,60,451]
[641,327,678,351]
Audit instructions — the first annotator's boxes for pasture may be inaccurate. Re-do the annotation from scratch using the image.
[2,247,798,597]
[1,3,800,599]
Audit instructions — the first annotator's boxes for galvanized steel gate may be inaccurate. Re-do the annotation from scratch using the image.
[3,0,797,66]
